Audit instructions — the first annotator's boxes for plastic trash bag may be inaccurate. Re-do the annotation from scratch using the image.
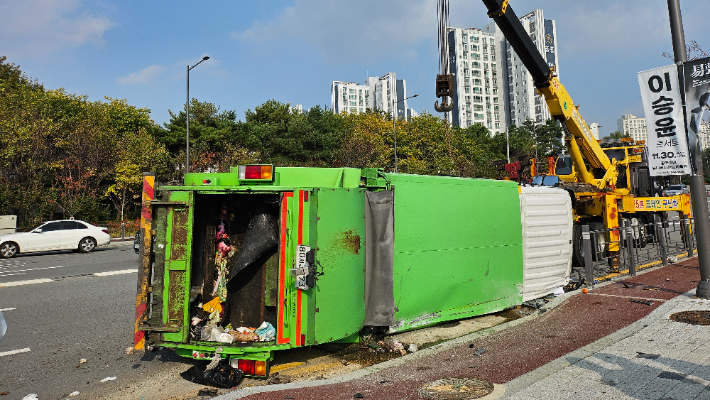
[255,321,276,341]
[181,359,244,389]
[227,206,279,283]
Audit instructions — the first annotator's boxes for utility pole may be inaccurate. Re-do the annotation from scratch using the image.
[667,0,710,298]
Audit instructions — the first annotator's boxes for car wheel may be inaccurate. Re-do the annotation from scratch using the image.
[0,242,19,258]
[78,237,97,253]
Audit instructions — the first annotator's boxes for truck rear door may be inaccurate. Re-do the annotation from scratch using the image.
[312,188,366,344]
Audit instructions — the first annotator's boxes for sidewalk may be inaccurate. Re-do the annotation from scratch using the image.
[213,257,704,400]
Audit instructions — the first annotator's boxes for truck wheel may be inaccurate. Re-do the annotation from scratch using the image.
[573,224,584,267]
[631,217,647,248]
[588,221,606,261]
[573,222,605,267]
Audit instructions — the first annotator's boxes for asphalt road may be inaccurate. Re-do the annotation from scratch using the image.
[0,244,192,400]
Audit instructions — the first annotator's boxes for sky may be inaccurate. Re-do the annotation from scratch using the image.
[0,0,707,138]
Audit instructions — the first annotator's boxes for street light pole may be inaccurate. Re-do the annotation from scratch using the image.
[666,0,710,298]
[393,94,418,173]
[186,56,209,174]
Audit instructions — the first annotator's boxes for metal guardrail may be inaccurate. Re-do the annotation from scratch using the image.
[577,215,697,290]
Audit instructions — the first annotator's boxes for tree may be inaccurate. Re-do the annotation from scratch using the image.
[602,131,630,140]
[106,128,170,237]
[239,100,346,166]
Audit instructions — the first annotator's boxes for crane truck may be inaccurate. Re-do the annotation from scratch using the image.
[479,0,691,269]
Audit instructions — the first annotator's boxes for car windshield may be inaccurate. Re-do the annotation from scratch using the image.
[532,176,543,186]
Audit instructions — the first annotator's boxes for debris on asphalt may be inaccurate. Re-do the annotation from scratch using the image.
[267,372,291,385]
[79,358,87,364]
[407,343,418,353]
[69,391,80,397]
[354,393,365,398]
[630,299,654,306]
[473,347,487,356]
[100,376,117,382]
[284,396,296,399]
[181,359,244,388]
[21,395,38,400]
[125,347,134,355]
[0,391,8,395]
[635,352,660,360]
[197,388,218,396]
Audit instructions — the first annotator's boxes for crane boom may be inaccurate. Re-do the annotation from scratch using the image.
[481,0,616,189]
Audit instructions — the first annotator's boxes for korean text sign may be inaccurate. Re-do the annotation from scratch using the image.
[638,65,691,176]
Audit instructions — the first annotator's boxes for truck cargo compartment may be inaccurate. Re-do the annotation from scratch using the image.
[189,193,280,343]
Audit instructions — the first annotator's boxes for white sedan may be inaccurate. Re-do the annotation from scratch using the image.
[0,220,111,258]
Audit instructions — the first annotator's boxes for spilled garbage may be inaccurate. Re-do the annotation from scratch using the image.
[188,206,278,345]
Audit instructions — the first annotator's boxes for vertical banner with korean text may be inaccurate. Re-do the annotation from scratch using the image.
[638,65,691,176]
[683,57,710,159]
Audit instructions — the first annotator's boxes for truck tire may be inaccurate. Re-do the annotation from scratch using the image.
[573,222,606,267]
[588,221,607,260]
[631,217,647,248]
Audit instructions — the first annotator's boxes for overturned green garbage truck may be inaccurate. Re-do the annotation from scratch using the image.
[134,165,573,377]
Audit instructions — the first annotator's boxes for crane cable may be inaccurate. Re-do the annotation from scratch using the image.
[437,0,450,77]
[435,0,454,114]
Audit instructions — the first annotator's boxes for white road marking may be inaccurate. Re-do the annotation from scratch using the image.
[0,269,137,287]
[94,269,137,276]
[0,278,53,287]
[0,347,31,357]
[0,266,62,276]
[0,307,16,312]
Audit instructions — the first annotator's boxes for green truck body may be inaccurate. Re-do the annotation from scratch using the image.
[135,166,526,375]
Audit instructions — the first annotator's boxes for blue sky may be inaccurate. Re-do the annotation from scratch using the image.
[0,0,707,137]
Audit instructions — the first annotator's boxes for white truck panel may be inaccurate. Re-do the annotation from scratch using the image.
[519,187,573,301]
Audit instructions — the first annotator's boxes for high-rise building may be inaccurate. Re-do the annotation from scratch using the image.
[617,114,648,142]
[699,120,710,150]
[331,72,415,119]
[486,9,560,127]
[446,27,504,134]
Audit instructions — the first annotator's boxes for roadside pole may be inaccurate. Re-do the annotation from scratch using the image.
[667,0,710,298]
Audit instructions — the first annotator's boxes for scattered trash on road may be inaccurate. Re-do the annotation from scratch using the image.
[630,299,654,306]
[100,376,117,383]
[267,372,291,385]
[21,395,38,400]
[181,359,244,388]
[69,391,80,397]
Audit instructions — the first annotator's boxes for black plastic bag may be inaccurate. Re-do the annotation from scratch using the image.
[181,359,244,388]
[227,206,279,283]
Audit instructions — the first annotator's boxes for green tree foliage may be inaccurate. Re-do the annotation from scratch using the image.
[0,57,164,224]
[238,100,346,166]
[603,131,630,140]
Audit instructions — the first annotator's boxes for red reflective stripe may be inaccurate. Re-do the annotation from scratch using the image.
[298,191,304,244]
[296,290,302,346]
[277,192,293,345]
[296,190,304,346]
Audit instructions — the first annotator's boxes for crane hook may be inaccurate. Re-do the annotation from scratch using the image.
[435,99,454,113]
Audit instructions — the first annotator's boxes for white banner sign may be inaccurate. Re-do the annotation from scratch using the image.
[638,65,691,176]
